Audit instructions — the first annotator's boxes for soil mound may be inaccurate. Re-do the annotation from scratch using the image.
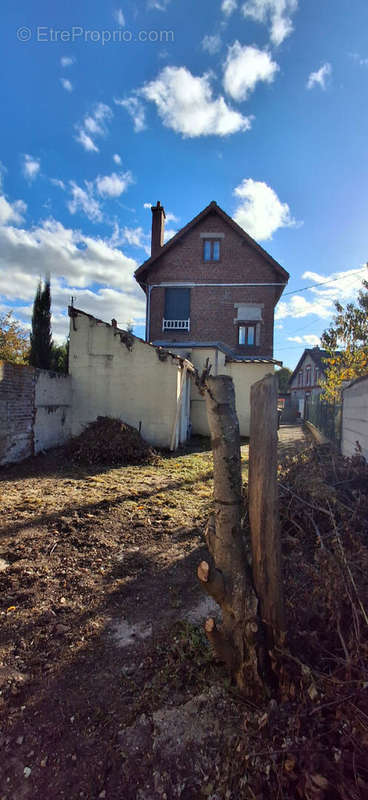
[66,416,156,465]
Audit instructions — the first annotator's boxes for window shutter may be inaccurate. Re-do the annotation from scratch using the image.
[165,288,190,320]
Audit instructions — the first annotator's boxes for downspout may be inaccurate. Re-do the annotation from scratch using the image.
[146,284,152,342]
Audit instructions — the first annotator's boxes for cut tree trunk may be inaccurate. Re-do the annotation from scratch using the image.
[197,375,268,694]
[249,373,285,648]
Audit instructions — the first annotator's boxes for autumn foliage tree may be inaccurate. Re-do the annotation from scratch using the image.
[0,311,29,364]
[320,276,368,401]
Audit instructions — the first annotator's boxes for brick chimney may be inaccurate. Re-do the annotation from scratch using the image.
[151,201,166,257]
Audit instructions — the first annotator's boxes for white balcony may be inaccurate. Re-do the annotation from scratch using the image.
[162,318,190,332]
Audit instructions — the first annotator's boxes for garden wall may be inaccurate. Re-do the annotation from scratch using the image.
[341,375,368,460]
[0,361,72,465]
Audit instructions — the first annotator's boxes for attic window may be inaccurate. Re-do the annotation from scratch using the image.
[203,239,220,261]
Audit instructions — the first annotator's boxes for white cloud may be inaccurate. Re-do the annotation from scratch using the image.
[276,295,332,321]
[288,334,320,345]
[307,63,332,90]
[75,129,99,153]
[120,226,151,254]
[275,266,368,322]
[75,103,113,152]
[143,202,152,209]
[140,66,252,137]
[114,8,125,26]
[302,268,368,302]
[0,219,139,295]
[165,211,179,223]
[202,34,222,55]
[233,178,297,240]
[222,0,238,14]
[95,171,133,198]
[147,0,171,9]
[0,195,26,225]
[241,0,298,46]
[164,227,177,242]
[22,154,41,182]
[68,181,102,222]
[113,153,122,164]
[60,78,73,92]
[84,104,112,135]
[60,56,75,67]
[0,209,145,343]
[114,95,147,132]
[50,178,66,190]
[223,43,279,101]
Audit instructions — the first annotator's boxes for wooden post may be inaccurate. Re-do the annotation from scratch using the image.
[249,373,285,646]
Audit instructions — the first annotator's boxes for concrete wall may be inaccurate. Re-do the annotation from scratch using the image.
[341,375,368,460]
[69,310,184,448]
[168,346,274,437]
[34,371,72,454]
[0,361,71,465]
[225,361,275,436]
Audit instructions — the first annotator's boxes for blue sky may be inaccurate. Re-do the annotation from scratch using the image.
[1,0,367,367]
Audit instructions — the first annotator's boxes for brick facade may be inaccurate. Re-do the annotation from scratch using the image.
[135,204,288,358]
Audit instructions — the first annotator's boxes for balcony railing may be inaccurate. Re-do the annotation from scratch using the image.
[162,318,190,332]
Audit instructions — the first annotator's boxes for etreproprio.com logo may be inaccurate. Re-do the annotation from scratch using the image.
[16,26,175,44]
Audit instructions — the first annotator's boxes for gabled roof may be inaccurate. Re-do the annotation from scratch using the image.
[134,200,290,287]
[289,347,337,384]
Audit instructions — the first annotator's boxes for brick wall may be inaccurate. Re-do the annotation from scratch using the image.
[145,210,283,355]
[0,361,71,465]
[0,362,36,464]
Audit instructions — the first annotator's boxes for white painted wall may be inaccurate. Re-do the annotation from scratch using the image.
[341,375,368,460]
[170,346,274,437]
[69,311,184,448]
[225,361,275,435]
[34,371,72,453]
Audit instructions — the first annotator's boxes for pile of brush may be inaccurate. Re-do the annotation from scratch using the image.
[66,416,156,466]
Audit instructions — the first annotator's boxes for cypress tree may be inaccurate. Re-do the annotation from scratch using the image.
[29,278,53,369]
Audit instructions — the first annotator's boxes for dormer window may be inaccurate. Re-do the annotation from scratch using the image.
[203,239,220,261]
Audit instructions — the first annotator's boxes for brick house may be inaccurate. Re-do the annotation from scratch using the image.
[288,347,333,403]
[134,201,290,436]
[135,200,289,358]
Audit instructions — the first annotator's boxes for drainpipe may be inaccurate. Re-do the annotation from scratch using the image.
[146,285,152,342]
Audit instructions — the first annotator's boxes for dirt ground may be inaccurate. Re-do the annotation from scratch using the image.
[2,426,367,800]
[0,437,248,800]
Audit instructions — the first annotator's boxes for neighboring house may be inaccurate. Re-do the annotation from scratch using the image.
[288,347,332,409]
[134,200,289,436]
